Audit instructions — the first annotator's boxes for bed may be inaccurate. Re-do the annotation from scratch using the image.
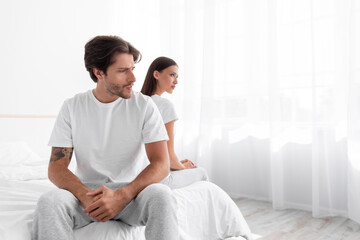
[0,141,253,240]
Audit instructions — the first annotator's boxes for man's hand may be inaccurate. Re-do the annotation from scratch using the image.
[83,186,131,222]
[78,192,103,210]
[181,159,196,169]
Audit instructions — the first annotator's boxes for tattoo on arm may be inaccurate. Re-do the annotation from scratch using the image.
[69,150,73,161]
[50,147,74,162]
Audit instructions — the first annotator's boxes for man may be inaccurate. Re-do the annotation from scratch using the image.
[32,36,179,240]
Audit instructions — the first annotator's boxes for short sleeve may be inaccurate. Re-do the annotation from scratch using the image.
[161,99,178,124]
[48,100,73,148]
[142,98,169,143]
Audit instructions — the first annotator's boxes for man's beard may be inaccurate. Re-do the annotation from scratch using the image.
[105,82,131,99]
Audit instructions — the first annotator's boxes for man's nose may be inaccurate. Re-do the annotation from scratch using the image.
[129,70,136,82]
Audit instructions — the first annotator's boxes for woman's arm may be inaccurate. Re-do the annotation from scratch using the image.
[165,120,195,170]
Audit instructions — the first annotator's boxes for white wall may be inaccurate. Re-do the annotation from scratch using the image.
[1,0,109,114]
[0,0,184,115]
[0,0,183,159]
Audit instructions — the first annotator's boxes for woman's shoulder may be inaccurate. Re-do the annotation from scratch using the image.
[151,95,174,110]
[150,95,178,123]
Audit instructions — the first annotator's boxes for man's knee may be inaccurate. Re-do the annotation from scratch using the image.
[142,183,176,210]
[36,189,76,213]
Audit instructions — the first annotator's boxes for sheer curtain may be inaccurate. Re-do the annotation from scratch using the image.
[167,0,360,223]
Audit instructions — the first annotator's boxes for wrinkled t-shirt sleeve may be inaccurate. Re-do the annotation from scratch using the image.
[161,99,179,124]
[48,100,73,148]
[142,98,169,143]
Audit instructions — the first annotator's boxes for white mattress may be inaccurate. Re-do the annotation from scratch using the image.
[0,179,252,240]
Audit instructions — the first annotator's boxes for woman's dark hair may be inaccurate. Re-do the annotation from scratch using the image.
[141,56,177,96]
[84,35,142,83]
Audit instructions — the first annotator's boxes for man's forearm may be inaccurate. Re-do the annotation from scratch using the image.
[49,166,90,200]
[119,160,169,202]
[48,147,90,201]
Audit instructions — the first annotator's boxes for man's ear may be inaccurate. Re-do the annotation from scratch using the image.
[153,70,160,80]
[93,68,104,81]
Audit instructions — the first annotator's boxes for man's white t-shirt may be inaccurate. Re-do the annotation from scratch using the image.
[48,90,168,184]
[150,95,178,124]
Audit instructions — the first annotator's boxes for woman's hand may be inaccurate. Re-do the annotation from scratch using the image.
[181,159,196,169]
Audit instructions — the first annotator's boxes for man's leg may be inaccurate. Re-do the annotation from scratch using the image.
[114,183,179,240]
[32,188,93,240]
[161,167,209,189]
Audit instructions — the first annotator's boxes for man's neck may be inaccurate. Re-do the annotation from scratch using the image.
[92,88,119,103]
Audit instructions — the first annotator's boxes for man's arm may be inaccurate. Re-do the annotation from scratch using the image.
[84,140,169,222]
[48,147,101,208]
[126,140,170,195]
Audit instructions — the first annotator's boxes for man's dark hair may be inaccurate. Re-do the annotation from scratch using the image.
[84,36,142,83]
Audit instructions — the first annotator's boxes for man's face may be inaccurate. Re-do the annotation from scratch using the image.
[100,53,136,99]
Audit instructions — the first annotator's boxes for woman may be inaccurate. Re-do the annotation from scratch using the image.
[141,56,209,188]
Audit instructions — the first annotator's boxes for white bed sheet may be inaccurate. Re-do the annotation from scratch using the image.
[0,179,252,240]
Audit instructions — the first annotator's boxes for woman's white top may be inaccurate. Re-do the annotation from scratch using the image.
[151,95,178,124]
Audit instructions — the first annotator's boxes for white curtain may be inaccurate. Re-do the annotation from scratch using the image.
[168,0,360,223]
[2,0,359,223]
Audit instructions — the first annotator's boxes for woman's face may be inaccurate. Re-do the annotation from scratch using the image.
[154,65,178,94]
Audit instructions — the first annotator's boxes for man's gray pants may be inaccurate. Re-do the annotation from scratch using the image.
[32,183,178,240]
[32,167,208,240]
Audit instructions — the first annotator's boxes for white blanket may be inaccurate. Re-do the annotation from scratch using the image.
[0,179,252,240]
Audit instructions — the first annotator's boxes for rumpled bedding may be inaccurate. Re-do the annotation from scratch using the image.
[0,142,252,240]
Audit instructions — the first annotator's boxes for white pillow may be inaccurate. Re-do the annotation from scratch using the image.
[0,164,48,180]
[0,141,48,180]
[0,141,43,166]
